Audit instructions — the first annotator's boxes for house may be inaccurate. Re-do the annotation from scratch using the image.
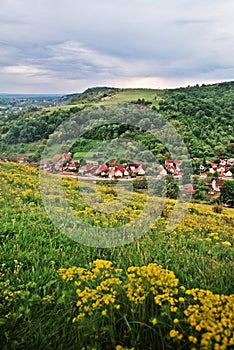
[219,159,227,166]
[133,165,146,176]
[114,166,125,177]
[127,161,141,172]
[136,166,145,176]
[42,162,52,172]
[95,163,108,175]
[200,164,206,172]
[159,166,167,177]
[179,184,195,196]
[208,189,216,196]
[100,171,108,177]
[64,152,72,159]
[217,166,225,173]
[67,161,79,172]
[165,160,182,175]
[108,159,117,170]
[79,162,98,175]
[165,160,175,168]
[227,158,234,165]
[211,163,218,169]
[55,161,64,172]
[216,166,226,177]
[108,169,115,179]
[208,168,216,174]
[224,170,232,177]
[211,179,224,192]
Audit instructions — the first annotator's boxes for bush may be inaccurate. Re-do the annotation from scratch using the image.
[212,203,223,213]
[166,182,179,199]
[194,189,207,201]
[132,176,148,190]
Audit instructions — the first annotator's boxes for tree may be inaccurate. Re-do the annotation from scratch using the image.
[214,145,225,156]
[166,182,179,199]
[193,188,207,201]
[220,181,234,207]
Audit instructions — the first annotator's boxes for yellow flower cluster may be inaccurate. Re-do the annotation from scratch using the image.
[59,260,234,349]
[59,260,123,322]
[124,264,179,305]
[62,177,157,228]
[174,204,234,248]
[0,162,40,206]
[0,277,22,310]
[2,289,22,301]
[184,288,234,349]
[169,329,183,340]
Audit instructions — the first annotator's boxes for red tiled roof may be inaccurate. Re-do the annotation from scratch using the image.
[114,166,125,173]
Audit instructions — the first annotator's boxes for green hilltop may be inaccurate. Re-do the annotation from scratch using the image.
[0,81,233,162]
[67,86,162,105]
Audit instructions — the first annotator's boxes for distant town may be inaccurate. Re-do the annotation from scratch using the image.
[36,152,234,197]
[0,94,65,116]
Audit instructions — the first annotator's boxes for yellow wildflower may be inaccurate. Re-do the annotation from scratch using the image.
[170,329,179,338]
[101,309,107,316]
[188,336,198,344]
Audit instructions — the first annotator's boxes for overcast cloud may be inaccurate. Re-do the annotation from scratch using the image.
[0,0,234,93]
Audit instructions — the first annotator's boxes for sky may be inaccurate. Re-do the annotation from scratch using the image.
[0,0,234,94]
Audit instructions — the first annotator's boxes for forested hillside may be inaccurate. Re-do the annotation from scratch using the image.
[0,81,233,161]
[157,82,234,158]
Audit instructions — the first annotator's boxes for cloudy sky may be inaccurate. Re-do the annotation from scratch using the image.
[1,0,234,93]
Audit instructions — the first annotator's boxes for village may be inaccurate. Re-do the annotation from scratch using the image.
[1,151,233,199]
[39,153,234,197]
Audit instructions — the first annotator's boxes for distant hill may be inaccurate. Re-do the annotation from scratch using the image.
[68,86,120,104]
[67,86,166,105]
[0,81,233,162]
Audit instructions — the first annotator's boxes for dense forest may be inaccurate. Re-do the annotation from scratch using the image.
[0,81,233,162]
[157,82,234,158]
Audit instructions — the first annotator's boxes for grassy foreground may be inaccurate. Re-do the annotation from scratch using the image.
[0,162,233,349]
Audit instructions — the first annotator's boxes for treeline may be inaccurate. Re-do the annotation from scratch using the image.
[0,106,82,150]
[0,81,233,161]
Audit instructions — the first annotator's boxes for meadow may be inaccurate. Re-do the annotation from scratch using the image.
[0,162,233,349]
[102,88,161,103]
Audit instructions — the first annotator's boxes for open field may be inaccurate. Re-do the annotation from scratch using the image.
[0,162,233,349]
[68,88,163,105]
[103,88,162,103]
[45,104,84,112]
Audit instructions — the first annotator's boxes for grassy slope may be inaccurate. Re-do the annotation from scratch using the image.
[69,87,163,105]
[102,88,162,102]
[0,162,233,348]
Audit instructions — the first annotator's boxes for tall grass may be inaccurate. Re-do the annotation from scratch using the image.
[0,162,233,349]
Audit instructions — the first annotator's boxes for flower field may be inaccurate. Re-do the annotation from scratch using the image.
[0,162,233,349]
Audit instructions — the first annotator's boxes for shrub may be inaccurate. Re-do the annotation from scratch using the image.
[212,203,223,213]
[132,176,148,190]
